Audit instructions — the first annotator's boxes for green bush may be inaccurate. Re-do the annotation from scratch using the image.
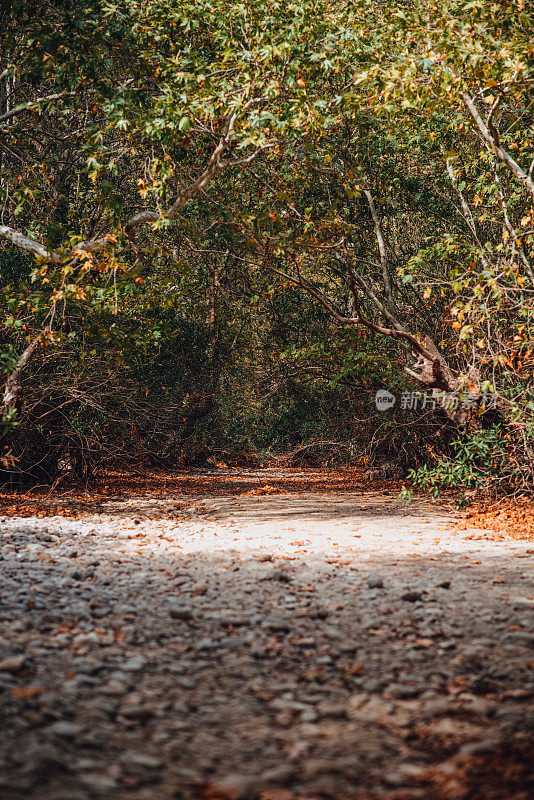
[408,426,516,496]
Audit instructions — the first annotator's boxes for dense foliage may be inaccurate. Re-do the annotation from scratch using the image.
[1,0,533,492]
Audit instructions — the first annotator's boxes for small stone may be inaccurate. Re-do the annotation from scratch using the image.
[197,638,218,650]
[459,739,500,756]
[121,656,147,672]
[317,703,347,719]
[92,606,111,618]
[208,773,256,800]
[401,590,424,602]
[0,655,26,672]
[453,648,484,671]
[385,683,422,699]
[120,704,146,719]
[263,617,291,633]
[503,631,534,646]
[262,569,291,583]
[169,602,194,620]
[47,721,83,738]
[367,573,384,589]
[16,742,64,773]
[261,764,294,785]
[309,606,329,619]
[125,753,163,769]
[423,698,453,716]
[101,680,128,696]
[176,676,195,689]
[80,773,117,792]
[72,632,101,646]
[303,759,338,778]
[384,763,427,785]
[296,637,316,647]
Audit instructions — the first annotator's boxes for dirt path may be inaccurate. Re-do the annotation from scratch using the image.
[0,472,533,799]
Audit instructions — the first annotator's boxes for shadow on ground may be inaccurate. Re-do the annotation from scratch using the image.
[0,478,532,799]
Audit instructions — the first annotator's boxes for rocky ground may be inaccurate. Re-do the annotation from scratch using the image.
[0,472,533,799]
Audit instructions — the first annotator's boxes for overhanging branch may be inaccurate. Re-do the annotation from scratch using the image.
[0,113,259,261]
[0,225,56,261]
[462,92,534,202]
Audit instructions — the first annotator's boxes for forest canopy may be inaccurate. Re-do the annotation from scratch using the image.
[0,0,533,493]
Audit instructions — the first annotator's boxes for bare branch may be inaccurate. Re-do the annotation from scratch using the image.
[126,113,238,233]
[444,159,478,238]
[493,168,534,282]
[262,240,453,380]
[0,93,73,126]
[3,337,41,409]
[1,113,243,259]
[261,260,356,325]
[462,92,534,202]
[445,158,491,270]
[0,225,56,262]
[363,190,395,314]
[221,143,274,169]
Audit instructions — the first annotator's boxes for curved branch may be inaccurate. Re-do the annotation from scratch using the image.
[462,92,534,202]
[3,336,40,409]
[125,112,238,234]
[0,225,57,262]
[262,242,460,395]
[262,261,356,325]
[0,93,72,127]
[0,113,246,260]
[363,190,396,315]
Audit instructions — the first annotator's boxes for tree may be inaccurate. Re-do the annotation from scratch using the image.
[1,0,533,488]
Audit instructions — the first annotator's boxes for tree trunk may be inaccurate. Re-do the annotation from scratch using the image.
[2,337,40,411]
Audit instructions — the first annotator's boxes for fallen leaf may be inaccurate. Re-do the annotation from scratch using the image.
[10,686,43,699]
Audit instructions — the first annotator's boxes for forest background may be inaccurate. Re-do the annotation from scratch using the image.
[0,0,532,497]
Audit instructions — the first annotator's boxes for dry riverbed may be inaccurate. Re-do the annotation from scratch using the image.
[0,471,533,799]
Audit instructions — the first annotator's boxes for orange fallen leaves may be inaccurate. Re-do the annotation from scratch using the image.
[10,686,43,699]
[457,497,534,541]
[55,624,73,634]
[197,785,237,800]
[245,484,280,496]
[0,466,399,518]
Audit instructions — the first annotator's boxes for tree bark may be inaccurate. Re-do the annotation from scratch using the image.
[462,92,534,202]
[0,114,241,261]
[363,190,396,315]
[3,337,40,410]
